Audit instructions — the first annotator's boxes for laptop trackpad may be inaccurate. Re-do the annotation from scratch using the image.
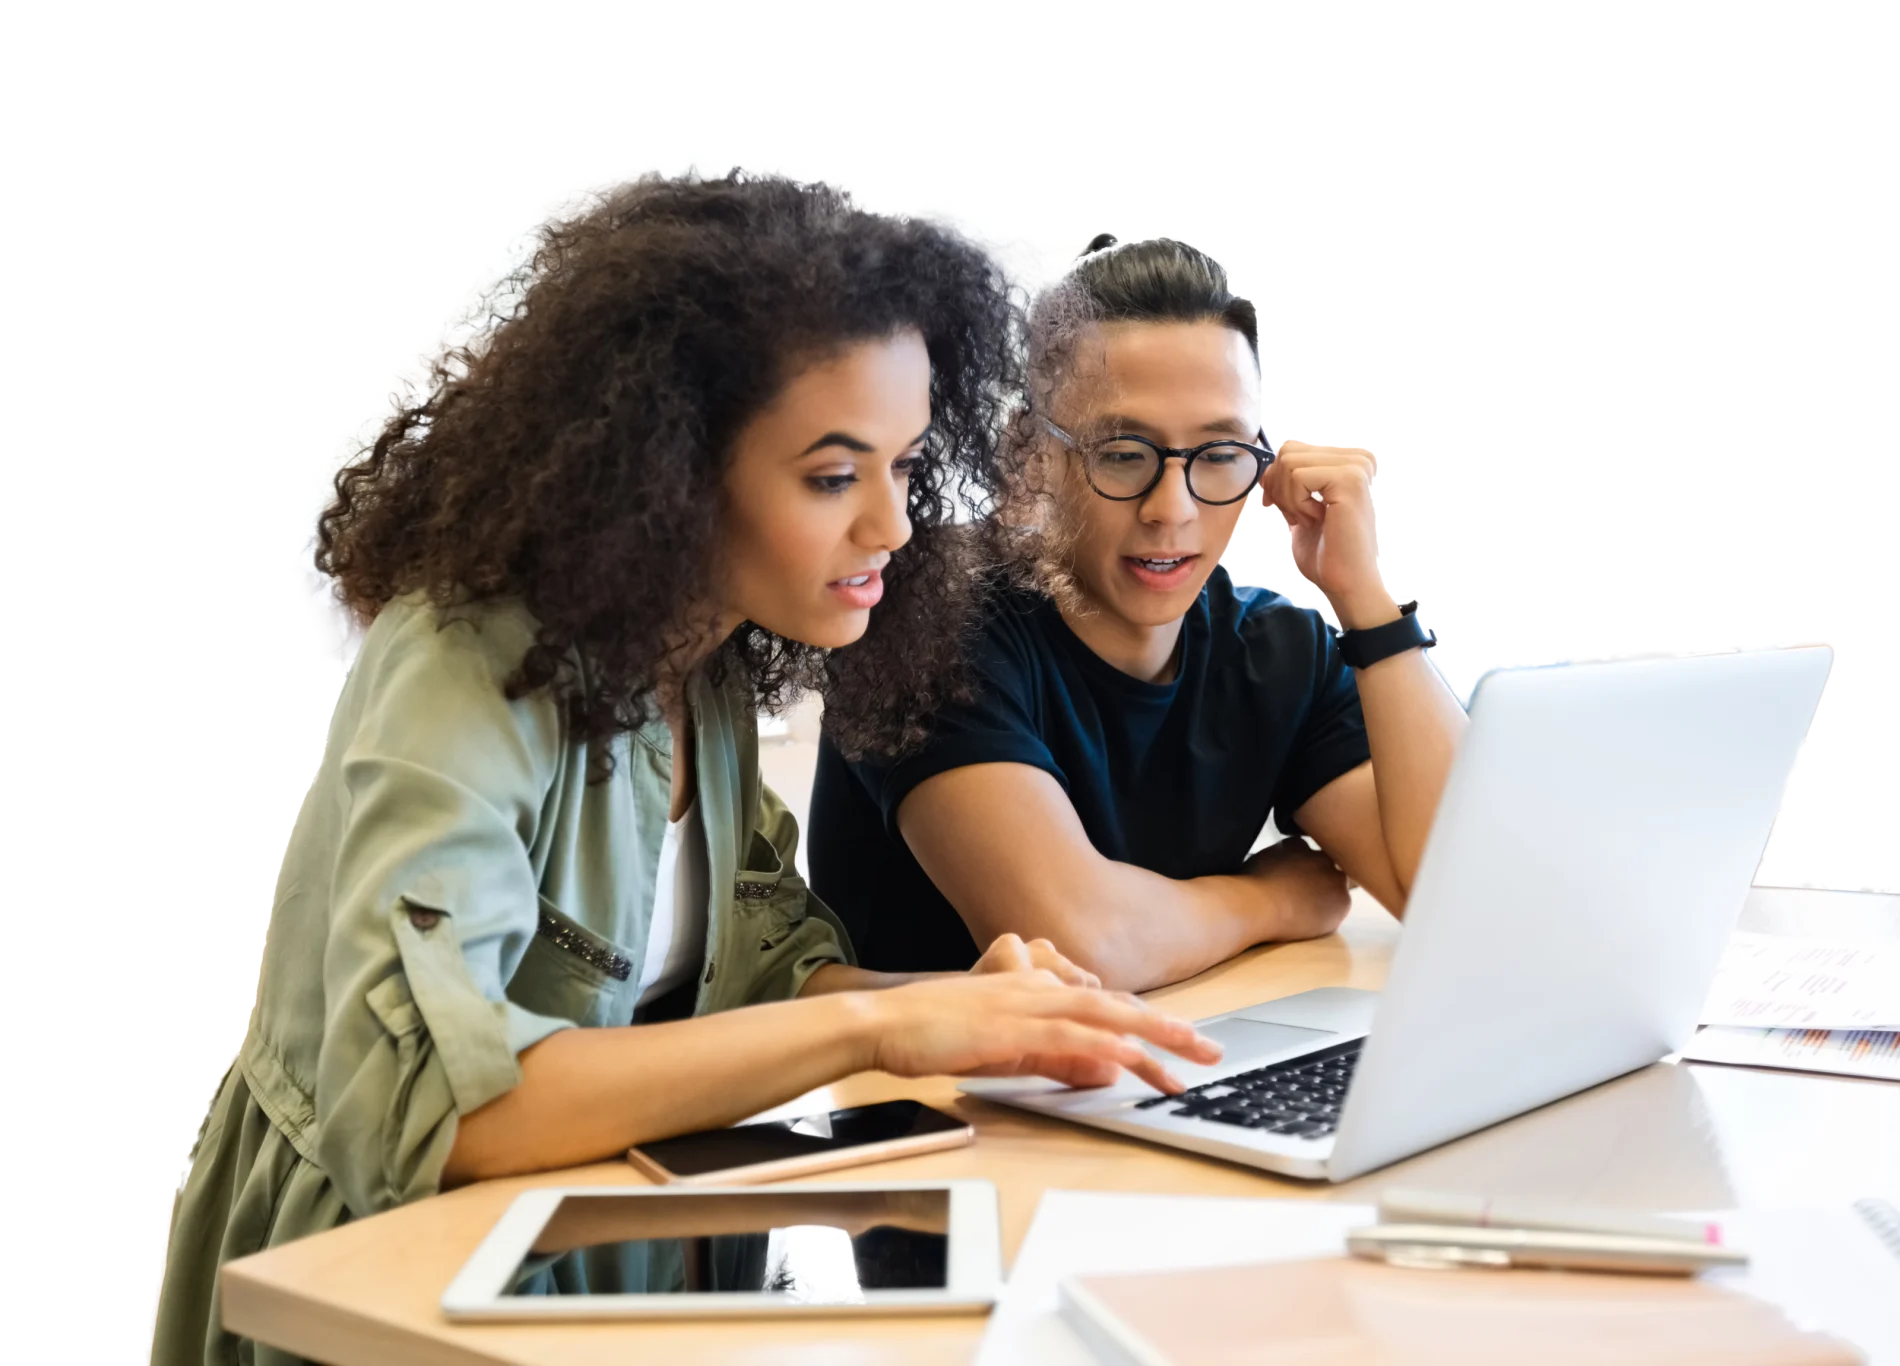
[1192,1018,1336,1066]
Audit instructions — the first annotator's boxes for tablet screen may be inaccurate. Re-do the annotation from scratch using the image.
[502,1188,951,1302]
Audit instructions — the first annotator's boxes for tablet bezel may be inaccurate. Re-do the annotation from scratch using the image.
[440,1179,1002,1320]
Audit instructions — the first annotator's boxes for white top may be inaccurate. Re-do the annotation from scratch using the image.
[636,797,709,1008]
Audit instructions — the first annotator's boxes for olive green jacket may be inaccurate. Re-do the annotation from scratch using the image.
[152,597,851,1366]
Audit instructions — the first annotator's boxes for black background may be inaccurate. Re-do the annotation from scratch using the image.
[155,147,1892,1314]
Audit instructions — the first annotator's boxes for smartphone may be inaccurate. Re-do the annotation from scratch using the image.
[627,1100,975,1185]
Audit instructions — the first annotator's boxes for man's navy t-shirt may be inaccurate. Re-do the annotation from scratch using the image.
[808,567,1373,972]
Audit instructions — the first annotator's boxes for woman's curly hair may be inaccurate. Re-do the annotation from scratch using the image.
[317,171,1025,764]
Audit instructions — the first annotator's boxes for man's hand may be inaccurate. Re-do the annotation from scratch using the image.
[801,931,1103,998]
[1260,441,1397,628]
[1238,837,1351,943]
[970,932,1101,989]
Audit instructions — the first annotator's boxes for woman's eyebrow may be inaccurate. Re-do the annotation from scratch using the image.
[794,424,932,458]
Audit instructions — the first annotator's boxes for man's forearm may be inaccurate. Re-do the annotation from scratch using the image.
[801,923,1246,995]
[897,766,1297,995]
[1024,864,1269,993]
[1337,594,1468,895]
[800,963,942,994]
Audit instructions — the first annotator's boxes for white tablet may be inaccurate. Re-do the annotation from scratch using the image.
[441,1180,1002,1320]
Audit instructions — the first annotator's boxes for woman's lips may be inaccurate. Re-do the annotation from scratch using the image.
[827,568,884,609]
[1122,554,1199,590]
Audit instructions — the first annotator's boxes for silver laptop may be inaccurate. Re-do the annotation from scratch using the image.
[961,646,1833,1181]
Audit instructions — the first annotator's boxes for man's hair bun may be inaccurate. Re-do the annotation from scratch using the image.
[1081,233,1119,255]
[1054,234,1258,360]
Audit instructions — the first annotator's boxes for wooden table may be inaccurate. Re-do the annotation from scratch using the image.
[222,889,1900,1365]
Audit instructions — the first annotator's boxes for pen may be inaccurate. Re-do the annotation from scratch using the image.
[1375,1188,1722,1245]
[1347,1223,1750,1276]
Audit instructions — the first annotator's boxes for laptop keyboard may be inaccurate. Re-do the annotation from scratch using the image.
[1132,1037,1364,1140]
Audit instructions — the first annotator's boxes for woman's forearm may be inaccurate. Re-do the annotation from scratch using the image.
[442,991,877,1185]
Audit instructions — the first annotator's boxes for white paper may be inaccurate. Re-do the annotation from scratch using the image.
[1738,888,1900,944]
[1698,932,1900,1030]
[976,1191,1372,1366]
[1705,1205,1900,1364]
[1685,1024,1900,1080]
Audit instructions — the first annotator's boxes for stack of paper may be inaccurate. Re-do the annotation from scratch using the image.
[1684,1025,1900,1080]
[1689,932,1900,1080]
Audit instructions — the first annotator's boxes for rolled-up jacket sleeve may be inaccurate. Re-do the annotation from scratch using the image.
[743,783,853,1004]
[314,606,573,1218]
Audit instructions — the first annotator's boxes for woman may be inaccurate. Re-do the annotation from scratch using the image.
[810,234,1467,987]
[152,178,1218,1365]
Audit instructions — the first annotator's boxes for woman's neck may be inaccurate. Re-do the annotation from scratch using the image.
[654,603,739,822]
[652,665,695,822]
[655,660,715,823]
[664,709,698,821]
[654,604,742,707]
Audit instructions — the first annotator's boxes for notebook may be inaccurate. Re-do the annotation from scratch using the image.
[979,1192,1900,1366]
[1059,1256,1862,1364]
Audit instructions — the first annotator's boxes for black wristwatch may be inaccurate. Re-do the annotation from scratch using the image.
[1337,601,1436,670]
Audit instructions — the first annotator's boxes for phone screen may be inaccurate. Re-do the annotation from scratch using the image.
[634,1099,967,1178]
[502,1187,951,1300]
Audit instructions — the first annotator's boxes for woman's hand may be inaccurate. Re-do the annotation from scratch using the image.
[969,931,1101,989]
[862,971,1223,1094]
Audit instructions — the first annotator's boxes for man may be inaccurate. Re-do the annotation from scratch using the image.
[810,236,1467,991]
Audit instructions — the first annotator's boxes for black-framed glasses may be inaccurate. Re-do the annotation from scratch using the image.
[1040,417,1274,505]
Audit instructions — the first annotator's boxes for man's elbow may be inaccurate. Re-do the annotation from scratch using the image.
[1363,870,1410,918]
[1044,934,1136,989]
[1030,928,1156,993]
[959,898,1133,986]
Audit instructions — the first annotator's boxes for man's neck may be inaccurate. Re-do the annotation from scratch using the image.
[1057,596,1186,685]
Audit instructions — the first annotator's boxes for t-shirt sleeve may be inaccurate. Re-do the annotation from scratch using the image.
[1271,613,1373,835]
[849,614,1063,834]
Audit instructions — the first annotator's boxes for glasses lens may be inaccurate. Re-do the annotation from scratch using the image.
[1186,445,1260,503]
[1087,439,1161,498]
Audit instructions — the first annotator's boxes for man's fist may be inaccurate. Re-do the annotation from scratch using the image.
[1240,837,1352,943]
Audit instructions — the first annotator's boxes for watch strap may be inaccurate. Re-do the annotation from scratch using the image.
[1337,601,1436,670]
